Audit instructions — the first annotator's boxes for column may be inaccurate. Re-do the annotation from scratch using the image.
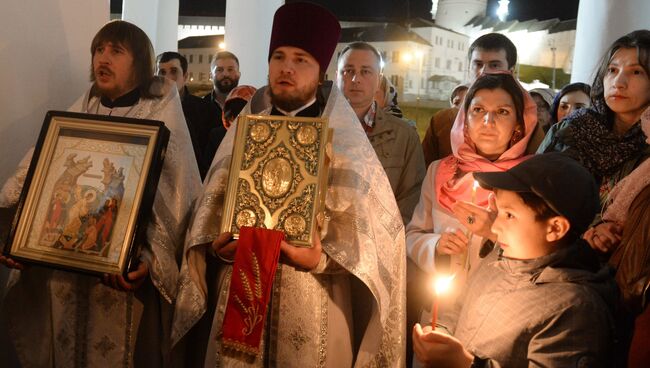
[571,0,650,83]
[225,0,285,87]
[122,0,179,54]
[0,1,109,362]
[0,0,108,186]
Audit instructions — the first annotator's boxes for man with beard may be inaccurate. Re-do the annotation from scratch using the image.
[204,51,240,121]
[172,2,406,367]
[202,51,240,172]
[0,20,201,367]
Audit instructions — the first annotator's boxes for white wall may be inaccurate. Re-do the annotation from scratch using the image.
[0,0,109,186]
[0,2,108,361]
[436,0,487,32]
[122,0,179,54]
[572,0,650,83]
[225,0,284,87]
[178,25,225,40]
[182,47,217,83]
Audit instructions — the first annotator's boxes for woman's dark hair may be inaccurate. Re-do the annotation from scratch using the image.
[549,82,591,124]
[463,73,525,132]
[90,20,159,99]
[591,30,650,119]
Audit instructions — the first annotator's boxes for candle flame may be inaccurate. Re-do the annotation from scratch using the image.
[473,180,480,190]
[432,274,456,295]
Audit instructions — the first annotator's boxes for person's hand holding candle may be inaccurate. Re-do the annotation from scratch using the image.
[412,323,474,368]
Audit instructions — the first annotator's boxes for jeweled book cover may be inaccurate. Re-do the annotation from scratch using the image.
[220,114,331,247]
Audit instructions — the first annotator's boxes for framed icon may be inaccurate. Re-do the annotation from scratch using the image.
[4,110,169,276]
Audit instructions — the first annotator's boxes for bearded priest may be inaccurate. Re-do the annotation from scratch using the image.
[172,2,406,367]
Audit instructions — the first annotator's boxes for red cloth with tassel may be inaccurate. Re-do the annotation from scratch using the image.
[221,226,284,355]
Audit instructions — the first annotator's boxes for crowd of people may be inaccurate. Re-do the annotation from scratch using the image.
[0,2,648,367]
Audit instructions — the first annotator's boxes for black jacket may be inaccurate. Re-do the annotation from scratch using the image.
[181,88,215,179]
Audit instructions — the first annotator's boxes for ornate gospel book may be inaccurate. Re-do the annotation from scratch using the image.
[220,114,331,247]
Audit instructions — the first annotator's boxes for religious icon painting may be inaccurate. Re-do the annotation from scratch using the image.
[221,114,332,247]
[4,111,169,277]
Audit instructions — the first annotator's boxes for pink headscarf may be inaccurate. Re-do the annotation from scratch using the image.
[435,72,538,212]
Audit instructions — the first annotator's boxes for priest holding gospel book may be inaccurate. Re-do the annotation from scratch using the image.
[172,2,406,367]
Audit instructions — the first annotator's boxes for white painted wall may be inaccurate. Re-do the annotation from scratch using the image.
[572,0,650,83]
[182,47,219,84]
[0,2,108,360]
[178,25,225,40]
[0,0,109,186]
[436,0,487,32]
[225,0,284,87]
[122,0,179,54]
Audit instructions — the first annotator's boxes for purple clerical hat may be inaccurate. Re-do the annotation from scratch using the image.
[268,2,341,71]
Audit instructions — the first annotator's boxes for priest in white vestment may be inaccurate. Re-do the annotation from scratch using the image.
[172,3,406,367]
[0,20,201,367]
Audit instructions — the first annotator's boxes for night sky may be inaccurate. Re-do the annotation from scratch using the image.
[110,0,579,22]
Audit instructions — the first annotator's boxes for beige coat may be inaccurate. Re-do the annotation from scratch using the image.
[367,108,426,225]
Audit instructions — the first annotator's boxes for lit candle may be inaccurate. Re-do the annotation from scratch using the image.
[431,274,455,328]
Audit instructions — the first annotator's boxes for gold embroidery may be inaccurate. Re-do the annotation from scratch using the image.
[234,255,264,336]
[317,278,328,368]
[288,328,310,351]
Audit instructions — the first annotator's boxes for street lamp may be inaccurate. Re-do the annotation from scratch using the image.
[400,48,425,126]
[548,39,557,90]
[496,0,510,21]
[415,50,424,121]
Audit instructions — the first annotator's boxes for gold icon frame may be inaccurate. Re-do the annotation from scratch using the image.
[4,111,169,276]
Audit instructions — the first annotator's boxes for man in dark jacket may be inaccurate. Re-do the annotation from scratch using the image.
[156,51,214,179]
[201,51,241,176]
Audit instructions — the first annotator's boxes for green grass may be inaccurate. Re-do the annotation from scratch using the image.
[400,105,443,139]
[518,64,571,89]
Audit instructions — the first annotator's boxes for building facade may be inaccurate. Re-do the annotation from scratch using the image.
[178,34,225,85]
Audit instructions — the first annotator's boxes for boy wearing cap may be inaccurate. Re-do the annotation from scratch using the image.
[413,153,615,367]
[173,2,405,367]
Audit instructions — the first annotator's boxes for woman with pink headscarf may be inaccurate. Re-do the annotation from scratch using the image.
[406,72,538,311]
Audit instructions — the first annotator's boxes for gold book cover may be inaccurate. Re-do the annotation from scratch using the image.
[220,114,331,247]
